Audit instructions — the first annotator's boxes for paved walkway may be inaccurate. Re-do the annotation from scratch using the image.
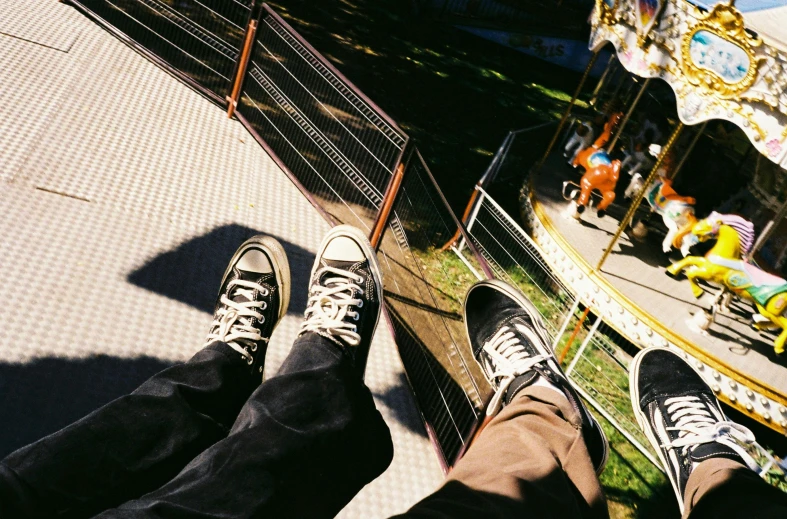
[0,1,442,516]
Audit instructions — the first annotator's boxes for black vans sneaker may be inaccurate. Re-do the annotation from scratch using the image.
[464,280,609,474]
[630,347,763,513]
[299,225,382,377]
[205,235,290,379]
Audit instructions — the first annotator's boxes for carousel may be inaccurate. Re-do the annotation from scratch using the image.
[522,0,787,434]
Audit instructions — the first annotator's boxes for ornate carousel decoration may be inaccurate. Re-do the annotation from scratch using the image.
[589,0,787,168]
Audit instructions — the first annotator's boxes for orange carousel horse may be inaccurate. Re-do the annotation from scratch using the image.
[572,111,624,171]
[574,159,622,219]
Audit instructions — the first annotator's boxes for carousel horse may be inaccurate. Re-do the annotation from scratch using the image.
[623,150,698,255]
[564,121,594,163]
[570,159,622,218]
[572,111,624,171]
[666,214,787,354]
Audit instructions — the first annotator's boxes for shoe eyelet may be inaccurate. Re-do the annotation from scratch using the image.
[352,325,357,333]
[353,314,359,321]
[261,302,268,310]
[246,356,253,365]
[259,366,264,373]
[356,276,364,284]
[250,344,257,352]
[357,301,363,308]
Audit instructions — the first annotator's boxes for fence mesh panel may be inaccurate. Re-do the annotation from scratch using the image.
[236,7,408,231]
[70,0,252,99]
[376,150,490,467]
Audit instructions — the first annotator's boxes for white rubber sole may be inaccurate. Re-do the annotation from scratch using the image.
[629,348,685,514]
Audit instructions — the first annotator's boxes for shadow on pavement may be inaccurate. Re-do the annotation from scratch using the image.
[0,355,172,458]
[128,224,315,317]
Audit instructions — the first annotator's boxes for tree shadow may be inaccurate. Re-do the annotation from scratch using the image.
[0,355,172,458]
[127,224,314,316]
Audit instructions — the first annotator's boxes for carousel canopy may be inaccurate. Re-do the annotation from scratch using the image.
[693,1,787,50]
[590,0,787,169]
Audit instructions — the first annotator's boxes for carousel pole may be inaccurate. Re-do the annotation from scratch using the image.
[590,54,617,107]
[670,121,707,180]
[534,51,599,171]
[608,78,651,153]
[595,121,685,271]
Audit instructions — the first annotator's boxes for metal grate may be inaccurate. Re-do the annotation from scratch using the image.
[236,7,408,231]
[69,0,252,99]
[376,150,489,468]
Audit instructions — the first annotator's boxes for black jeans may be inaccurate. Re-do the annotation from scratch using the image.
[0,334,393,518]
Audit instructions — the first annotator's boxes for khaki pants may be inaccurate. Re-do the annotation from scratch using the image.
[396,387,787,519]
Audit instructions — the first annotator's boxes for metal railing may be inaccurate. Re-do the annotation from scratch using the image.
[69,0,254,102]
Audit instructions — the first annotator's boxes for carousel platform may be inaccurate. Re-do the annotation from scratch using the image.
[523,153,787,434]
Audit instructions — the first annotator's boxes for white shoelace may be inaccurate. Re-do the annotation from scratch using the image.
[205,279,269,364]
[483,325,549,416]
[663,396,775,476]
[301,265,364,347]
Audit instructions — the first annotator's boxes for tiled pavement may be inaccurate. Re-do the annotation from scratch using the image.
[0,0,443,516]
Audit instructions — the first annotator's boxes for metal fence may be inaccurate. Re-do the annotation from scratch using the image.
[235,6,408,232]
[69,0,255,101]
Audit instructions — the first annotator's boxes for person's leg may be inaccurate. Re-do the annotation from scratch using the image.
[0,235,291,518]
[397,280,609,519]
[630,347,787,519]
[94,225,394,519]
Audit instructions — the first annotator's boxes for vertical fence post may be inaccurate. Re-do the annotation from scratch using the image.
[370,153,409,250]
[440,131,513,251]
[226,18,259,118]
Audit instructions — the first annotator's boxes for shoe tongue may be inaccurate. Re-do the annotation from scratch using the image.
[479,309,533,346]
[231,269,272,303]
[321,259,363,271]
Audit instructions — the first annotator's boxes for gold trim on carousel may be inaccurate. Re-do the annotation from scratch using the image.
[529,196,787,409]
[595,0,620,26]
[680,3,762,99]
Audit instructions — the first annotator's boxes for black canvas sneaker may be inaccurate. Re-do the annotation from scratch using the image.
[299,225,382,377]
[465,280,609,474]
[630,347,765,514]
[205,235,290,379]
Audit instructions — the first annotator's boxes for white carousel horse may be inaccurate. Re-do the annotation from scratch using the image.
[625,174,699,255]
[564,121,594,163]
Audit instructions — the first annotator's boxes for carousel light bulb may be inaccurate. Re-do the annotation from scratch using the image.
[764,413,771,421]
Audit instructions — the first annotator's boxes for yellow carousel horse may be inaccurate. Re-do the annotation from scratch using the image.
[666,213,787,354]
